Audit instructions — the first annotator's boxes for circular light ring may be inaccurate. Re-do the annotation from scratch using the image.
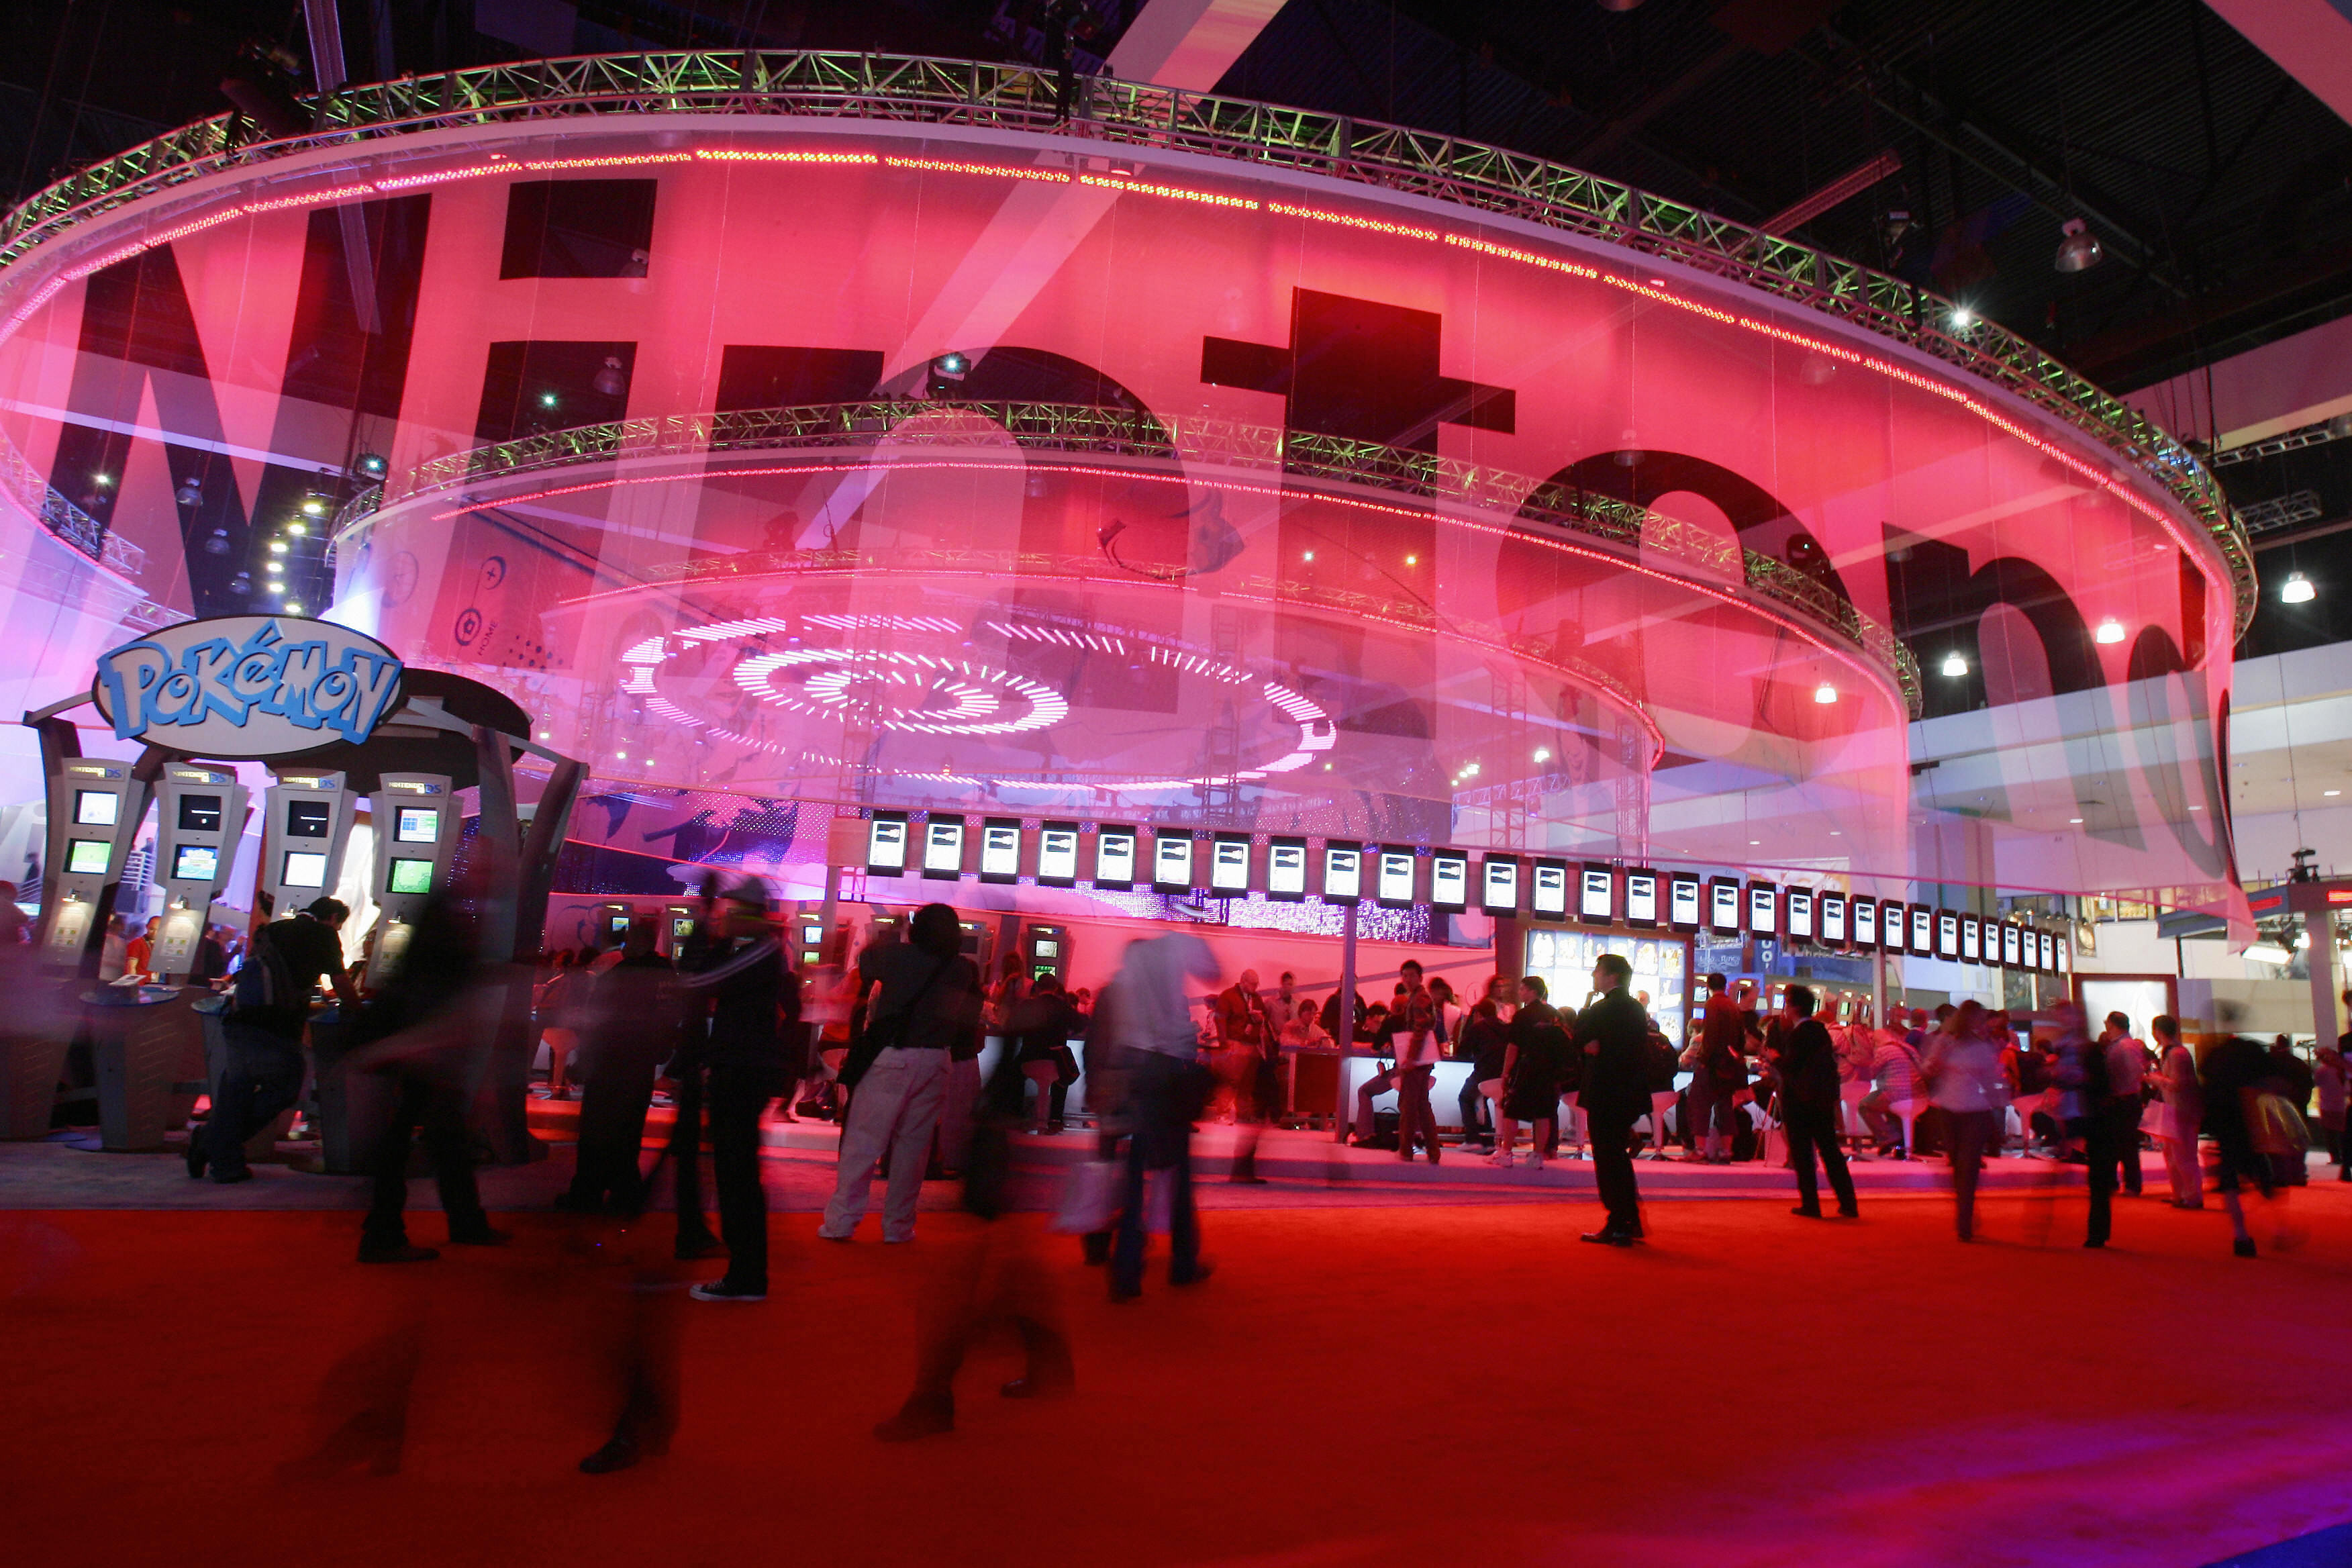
[618,616,1335,791]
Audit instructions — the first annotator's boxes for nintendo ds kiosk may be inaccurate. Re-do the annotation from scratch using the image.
[364,774,459,985]
[148,764,249,981]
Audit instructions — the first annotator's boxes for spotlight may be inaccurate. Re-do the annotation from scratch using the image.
[2054,218,2104,273]
[300,497,327,516]
[268,541,289,554]
[538,391,558,409]
[92,474,113,488]
[228,572,250,595]
[1405,554,1418,566]
[265,560,283,574]
[201,527,230,556]
[1814,682,1838,704]
[932,352,970,377]
[282,603,303,616]
[288,522,307,536]
[2095,619,2126,644]
[1947,305,1975,330]
[1941,652,1969,677]
[355,452,388,479]
[175,477,203,507]
[2282,571,2316,604]
[593,356,628,397]
[1533,748,1551,763]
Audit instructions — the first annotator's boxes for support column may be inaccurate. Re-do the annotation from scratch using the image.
[1334,901,1357,1142]
[2308,913,2340,1051]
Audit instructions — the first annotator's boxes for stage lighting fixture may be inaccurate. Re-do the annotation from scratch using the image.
[2054,218,2104,273]
[933,352,969,377]
[356,452,388,478]
[202,527,230,556]
[269,540,288,554]
[593,355,629,397]
[229,572,250,595]
[1813,682,1837,703]
[288,522,307,535]
[538,391,558,408]
[1947,306,1975,330]
[175,477,203,507]
[1941,652,1969,677]
[2095,619,2125,644]
[2282,572,2316,604]
[93,474,112,488]
[300,497,327,516]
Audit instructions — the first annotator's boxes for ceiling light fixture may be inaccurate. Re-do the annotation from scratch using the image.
[2282,571,2316,604]
[1947,305,1975,330]
[1941,652,1969,677]
[2095,618,2126,644]
[2054,218,2104,273]
[1814,682,1838,703]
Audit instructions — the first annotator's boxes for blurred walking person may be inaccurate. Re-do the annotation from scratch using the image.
[1104,931,1220,1299]
[820,905,983,1244]
[1776,985,1857,1221]
[2053,1004,2116,1248]
[558,918,677,1214]
[1919,1001,2004,1240]
[2202,1016,2286,1257]
[197,895,356,1185]
[2098,1012,2147,1198]
[681,884,793,1304]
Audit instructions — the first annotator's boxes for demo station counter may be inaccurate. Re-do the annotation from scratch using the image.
[81,984,206,1152]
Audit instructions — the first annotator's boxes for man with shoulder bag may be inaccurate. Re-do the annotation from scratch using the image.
[819,904,983,1244]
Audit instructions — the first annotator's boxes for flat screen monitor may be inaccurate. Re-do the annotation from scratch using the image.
[1376,848,1416,906]
[2002,923,2022,966]
[1747,881,1778,936]
[671,916,695,944]
[1094,826,1137,887]
[1708,878,1742,935]
[1268,838,1307,899]
[979,820,1021,882]
[922,819,965,878]
[73,789,119,827]
[1852,896,1877,948]
[1937,910,1960,959]
[1037,823,1079,885]
[1909,904,1934,956]
[1820,893,1847,945]
[175,794,222,832]
[1667,873,1701,930]
[2055,936,2069,974]
[1032,936,1060,958]
[1430,851,1469,910]
[1322,842,1362,903]
[393,806,440,845]
[1530,859,1569,919]
[387,858,434,895]
[867,814,908,874]
[281,849,328,889]
[66,838,111,875]
[1960,916,1981,963]
[608,913,630,939]
[1481,856,1519,914]
[1210,836,1252,893]
[1786,888,1815,941]
[1624,870,1658,928]
[285,799,331,838]
[1153,834,1194,891]
[2039,930,2055,971]
[170,844,218,883]
[1579,864,1614,924]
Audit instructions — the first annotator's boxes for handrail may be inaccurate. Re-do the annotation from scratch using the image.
[343,399,1921,714]
[0,50,2249,632]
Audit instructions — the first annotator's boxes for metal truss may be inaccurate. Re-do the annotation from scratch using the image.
[0,424,144,577]
[1,50,2241,628]
[346,398,1920,716]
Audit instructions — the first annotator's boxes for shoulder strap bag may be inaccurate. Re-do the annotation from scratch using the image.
[840,954,954,1089]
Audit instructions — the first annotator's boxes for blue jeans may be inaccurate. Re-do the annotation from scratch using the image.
[1112,1048,1202,1293]
[206,1026,304,1179]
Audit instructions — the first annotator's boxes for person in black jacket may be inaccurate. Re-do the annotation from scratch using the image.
[1575,954,1651,1245]
[558,919,675,1214]
[1776,985,1857,1219]
[681,883,794,1303]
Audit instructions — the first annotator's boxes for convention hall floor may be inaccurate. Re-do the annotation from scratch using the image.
[3,1136,2348,1568]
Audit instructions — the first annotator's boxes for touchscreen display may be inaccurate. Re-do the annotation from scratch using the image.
[394,807,440,845]
[285,799,331,838]
[75,789,119,827]
[281,850,328,888]
[387,859,434,895]
[176,794,222,832]
[171,844,218,882]
[65,839,111,875]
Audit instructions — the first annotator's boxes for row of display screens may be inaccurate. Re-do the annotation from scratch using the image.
[71,789,444,848]
[58,841,436,895]
[865,817,2069,970]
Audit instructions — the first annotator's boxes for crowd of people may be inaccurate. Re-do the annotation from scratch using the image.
[176,889,2345,1464]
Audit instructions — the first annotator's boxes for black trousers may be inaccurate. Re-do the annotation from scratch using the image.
[667,1058,716,1248]
[364,1070,487,1246]
[1112,1049,1202,1293]
[2100,1098,2144,1196]
[1945,1108,1996,1238]
[1588,1112,1640,1232]
[1458,1075,1491,1145]
[206,1027,303,1178]
[2072,1113,2116,1245]
[569,1063,657,1208]
[705,1064,777,1293]
[1784,1107,1856,1214]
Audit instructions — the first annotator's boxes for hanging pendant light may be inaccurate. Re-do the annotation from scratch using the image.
[593,356,629,397]
[2055,218,2104,273]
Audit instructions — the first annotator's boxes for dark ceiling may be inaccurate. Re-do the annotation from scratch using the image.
[7,1,2350,400]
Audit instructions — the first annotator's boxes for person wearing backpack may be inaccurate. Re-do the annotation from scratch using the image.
[193,896,357,1185]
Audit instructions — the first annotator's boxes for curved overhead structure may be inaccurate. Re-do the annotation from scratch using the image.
[0,52,2250,918]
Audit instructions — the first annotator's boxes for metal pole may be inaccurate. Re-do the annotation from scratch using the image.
[2308,913,2339,1053]
[1872,946,1887,1026]
[1334,901,1357,1142]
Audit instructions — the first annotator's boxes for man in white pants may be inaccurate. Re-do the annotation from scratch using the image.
[820,904,983,1244]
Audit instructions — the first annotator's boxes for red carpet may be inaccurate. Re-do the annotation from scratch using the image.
[5,1189,2351,1567]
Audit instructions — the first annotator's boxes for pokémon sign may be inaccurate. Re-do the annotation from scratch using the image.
[91,616,405,758]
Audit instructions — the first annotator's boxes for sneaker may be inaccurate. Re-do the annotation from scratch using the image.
[690,1280,767,1303]
[1523,1153,1545,1170]
[1487,1152,1515,1167]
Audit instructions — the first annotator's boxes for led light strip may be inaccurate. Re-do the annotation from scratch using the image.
[1077,173,1260,209]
